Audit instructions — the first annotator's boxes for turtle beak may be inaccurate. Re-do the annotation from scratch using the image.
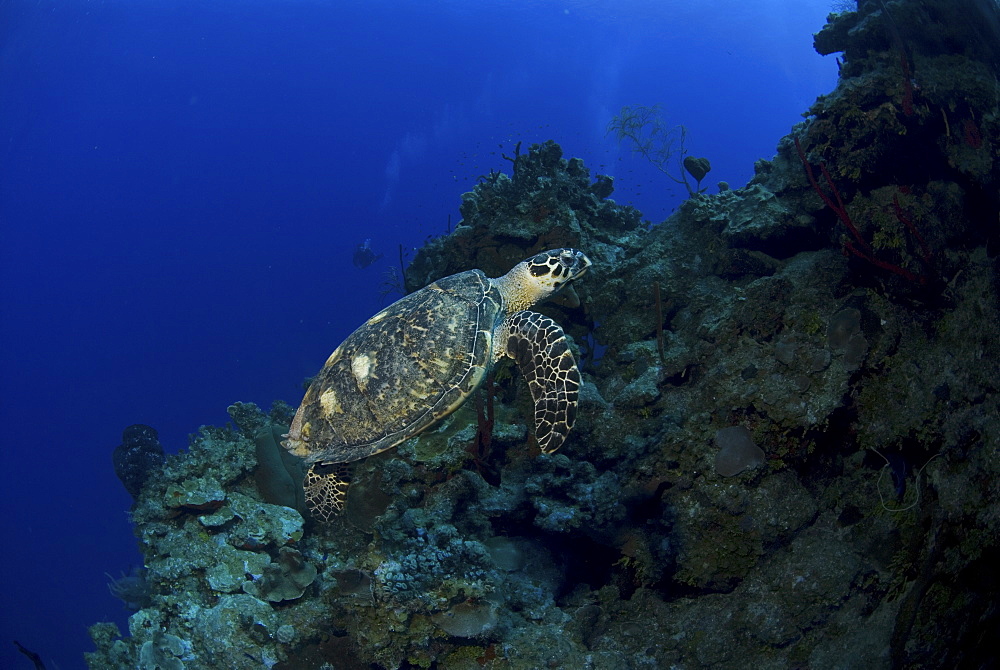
[546,250,591,307]
[562,249,592,279]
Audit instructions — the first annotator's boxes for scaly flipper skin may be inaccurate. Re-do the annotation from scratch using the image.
[504,311,580,453]
[303,463,351,522]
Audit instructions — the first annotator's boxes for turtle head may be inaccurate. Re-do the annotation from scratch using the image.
[499,248,592,311]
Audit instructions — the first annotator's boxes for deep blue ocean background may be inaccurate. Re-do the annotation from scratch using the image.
[0,1,837,667]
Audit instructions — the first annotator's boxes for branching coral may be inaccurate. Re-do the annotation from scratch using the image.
[607,104,711,196]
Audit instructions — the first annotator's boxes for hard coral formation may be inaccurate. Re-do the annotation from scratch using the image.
[138,631,188,670]
[89,3,999,667]
[243,547,318,602]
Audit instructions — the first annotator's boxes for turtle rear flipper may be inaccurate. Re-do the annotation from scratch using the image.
[503,311,580,453]
[304,463,352,521]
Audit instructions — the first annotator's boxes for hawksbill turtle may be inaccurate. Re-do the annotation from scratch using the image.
[283,248,592,521]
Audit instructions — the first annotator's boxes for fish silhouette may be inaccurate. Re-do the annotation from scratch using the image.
[352,239,383,269]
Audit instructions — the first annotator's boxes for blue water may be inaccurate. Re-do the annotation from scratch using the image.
[0,1,836,667]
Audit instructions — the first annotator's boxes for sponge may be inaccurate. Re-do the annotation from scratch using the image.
[253,424,306,513]
[113,424,165,498]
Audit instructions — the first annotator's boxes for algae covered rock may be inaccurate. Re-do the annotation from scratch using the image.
[164,476,226,512]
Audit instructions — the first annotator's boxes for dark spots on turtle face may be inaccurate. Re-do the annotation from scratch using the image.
[530,263,550,277]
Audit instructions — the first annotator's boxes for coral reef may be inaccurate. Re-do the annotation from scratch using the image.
[88,1,998,667]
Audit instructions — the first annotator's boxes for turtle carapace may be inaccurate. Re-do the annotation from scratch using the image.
[283,248,592,520]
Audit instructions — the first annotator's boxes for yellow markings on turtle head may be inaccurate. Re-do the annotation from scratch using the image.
[319,388,343,414]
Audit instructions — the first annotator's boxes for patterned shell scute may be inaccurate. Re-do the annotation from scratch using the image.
[296,269,502,465]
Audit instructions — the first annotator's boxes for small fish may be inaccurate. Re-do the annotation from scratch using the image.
[352,239,383,269]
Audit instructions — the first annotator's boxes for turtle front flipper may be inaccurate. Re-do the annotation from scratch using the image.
[503,311,581,453]
[304,463,352,521]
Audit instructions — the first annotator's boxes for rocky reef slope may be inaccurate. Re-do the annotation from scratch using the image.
[88,1,999,668]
